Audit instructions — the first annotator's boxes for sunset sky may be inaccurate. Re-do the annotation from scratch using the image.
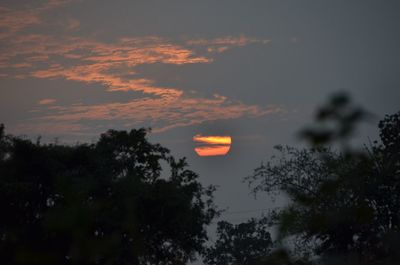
[1,0,400,224]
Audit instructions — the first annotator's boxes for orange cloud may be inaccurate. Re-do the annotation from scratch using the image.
[187,36,270,53]
[33,95,282,133]
[0,9,41,39]
[66,18,80,31]
[0,0,74,38]
[0,8,278,135]
[187,36,269,46]
[0,35,211,98]
[0,34,268,101]
[10,122,86,136]
[38,98,57,105]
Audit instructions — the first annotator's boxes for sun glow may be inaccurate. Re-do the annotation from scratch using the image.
[193,135,232,157]
[193,135,232,145]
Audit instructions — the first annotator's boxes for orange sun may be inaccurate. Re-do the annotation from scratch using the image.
[193,134,232,156]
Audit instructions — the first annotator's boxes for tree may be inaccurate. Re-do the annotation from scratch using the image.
[204,218,273,265]
[0,127,218,265]
[246,94,400,264]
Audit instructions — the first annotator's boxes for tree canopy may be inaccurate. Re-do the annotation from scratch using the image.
[246,94,400,264]
[204,218,273,265]
[0,127,218,265]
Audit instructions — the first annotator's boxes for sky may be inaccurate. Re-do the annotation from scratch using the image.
[1,0,400,229]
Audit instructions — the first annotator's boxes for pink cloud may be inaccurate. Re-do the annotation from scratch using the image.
[0,10,277,135]
[0,0,75,38]
[66,18,80,31]
[9,122,87,137]
[34,95,283,133]
[3,35,213,99]
[187,35,270,53]
[38,98,57,105]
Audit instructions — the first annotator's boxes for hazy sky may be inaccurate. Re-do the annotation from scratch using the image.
[1,0,400,226]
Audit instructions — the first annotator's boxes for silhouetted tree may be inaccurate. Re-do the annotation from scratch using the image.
[0,127,218,265]
[247,94,400,264]
[204,218,273,265]
[258,248,311,265]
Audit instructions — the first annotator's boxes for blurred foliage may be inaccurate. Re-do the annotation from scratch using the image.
[204,218,273,265]
[299,92,369,148]
[247,93,400,264]
[0,127,218,265]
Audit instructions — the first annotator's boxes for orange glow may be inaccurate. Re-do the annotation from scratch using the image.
[194,145,231,157]
[193,135,232,145]
[193,135,232,157]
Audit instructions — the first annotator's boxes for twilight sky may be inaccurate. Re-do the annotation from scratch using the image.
[1,0,400,224]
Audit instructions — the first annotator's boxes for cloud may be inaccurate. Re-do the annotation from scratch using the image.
[33,95,282,133]
[0,8,41,38]
[2,35,269,101]
[38,98,57,105]
[9,122,87,137]
[187,36,270,46]
[0,5,276,136]
[0,0,75,38]
[187,35,270,53]
[66,18,80,31]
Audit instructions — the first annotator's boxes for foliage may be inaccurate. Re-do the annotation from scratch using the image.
[246,94,400,264]
[204,218,273,265]
[258,248,311,265]
[0,127,218,265]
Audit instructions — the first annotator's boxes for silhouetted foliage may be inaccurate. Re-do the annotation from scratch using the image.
[204,218,273,265]
[0,128,218,265]
[258,248,311,265]
[247,94,400,264]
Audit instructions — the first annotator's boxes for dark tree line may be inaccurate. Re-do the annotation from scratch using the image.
[0,127,218,265]
[204,218,273,265]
